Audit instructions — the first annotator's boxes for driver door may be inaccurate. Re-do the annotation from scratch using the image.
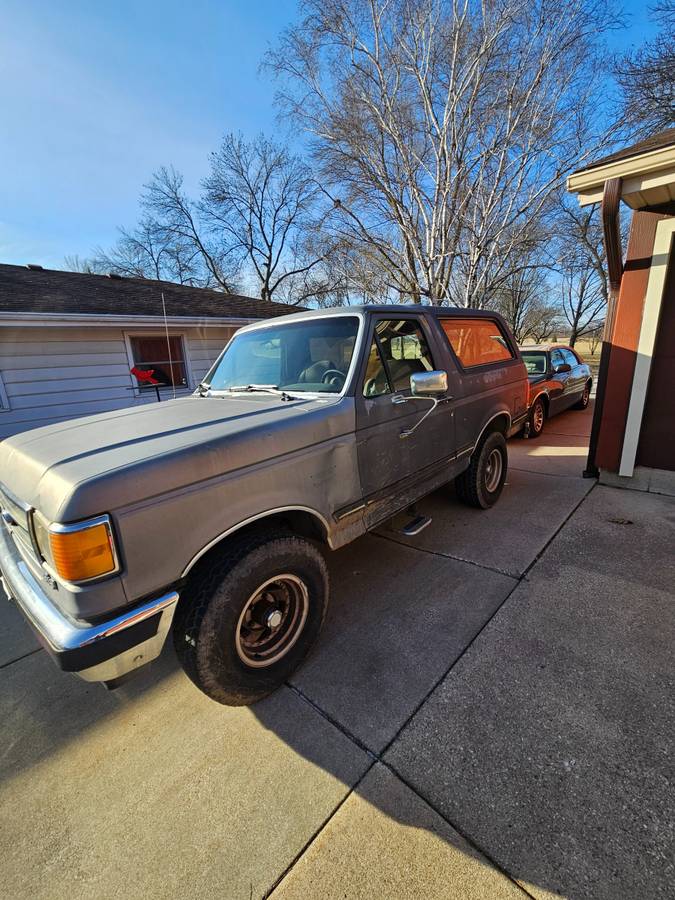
[355,317,455,503]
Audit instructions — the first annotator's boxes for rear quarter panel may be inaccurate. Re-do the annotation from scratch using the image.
[431,314,528,452]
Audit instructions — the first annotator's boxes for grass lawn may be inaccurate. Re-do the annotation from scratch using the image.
[573,339,601,383]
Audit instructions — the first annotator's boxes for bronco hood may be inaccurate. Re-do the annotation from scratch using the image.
[0,395,351,522]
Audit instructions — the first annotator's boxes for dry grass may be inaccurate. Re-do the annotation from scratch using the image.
[573,339,601,382]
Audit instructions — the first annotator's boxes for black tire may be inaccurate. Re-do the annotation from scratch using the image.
[455,431,508,509]
[573,380,591,410]
[527,396,546,439]
[173,530,329,705]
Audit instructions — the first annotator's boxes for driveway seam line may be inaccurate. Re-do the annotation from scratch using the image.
[508,465,591,480]
[0,647,42,670]
[285,681,378,760]
[379,761,537,899]
[372,531,519,579]
[379,480,597,760]
[263,763,375,899]
[270,481,597,898]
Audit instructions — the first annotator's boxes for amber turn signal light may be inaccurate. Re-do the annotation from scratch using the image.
[48,520,117,582]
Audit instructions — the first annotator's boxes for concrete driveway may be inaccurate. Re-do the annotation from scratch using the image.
[1,402,673,899]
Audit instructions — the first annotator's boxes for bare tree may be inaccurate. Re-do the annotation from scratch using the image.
[616,1,675,133]
[588,324,603,356]
[143,167,238,290]
[268,0,617,306]
[63,254,100,274]
[88,216,215,286]
[553,196,608,346]
[202,134,327,302]
[491,266,559,343]
[529,308,562,343]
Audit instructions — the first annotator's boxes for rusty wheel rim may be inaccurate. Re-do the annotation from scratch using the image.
[484,448,503,493]
[235,574,309,668]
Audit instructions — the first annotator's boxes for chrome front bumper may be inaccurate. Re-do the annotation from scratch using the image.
[0,520,178,683]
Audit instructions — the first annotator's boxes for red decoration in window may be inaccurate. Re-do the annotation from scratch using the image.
[131,366,160,385]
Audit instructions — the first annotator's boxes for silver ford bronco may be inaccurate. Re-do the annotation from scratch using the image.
[0,306,527,705]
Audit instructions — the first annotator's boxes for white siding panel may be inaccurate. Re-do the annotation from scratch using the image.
[0,326,135,439]
[187,328,232,385]
[0,352,128,369]
[0,340,128,356]
[2,364,133,384]
[0,323,242,440]
[7,375,133,396]
[9,387,134,409]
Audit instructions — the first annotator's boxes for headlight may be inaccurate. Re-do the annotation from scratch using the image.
[33,513,119,583]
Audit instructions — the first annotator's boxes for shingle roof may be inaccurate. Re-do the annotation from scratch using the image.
[578,128,675,174]
[0,264,299,319]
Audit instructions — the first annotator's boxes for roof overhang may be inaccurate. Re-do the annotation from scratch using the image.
[0,312,260,328]
[567,144,675,209]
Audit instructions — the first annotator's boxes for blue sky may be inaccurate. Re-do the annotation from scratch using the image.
[0,0,657,269]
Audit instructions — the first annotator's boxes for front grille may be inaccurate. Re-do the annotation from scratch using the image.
[0,484,36,560]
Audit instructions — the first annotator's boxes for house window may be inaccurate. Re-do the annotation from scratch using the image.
[440,318,513,369]
[0,372,9,411]
[129,335,189,389]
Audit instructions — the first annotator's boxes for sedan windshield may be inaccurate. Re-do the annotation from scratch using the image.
[521,351,548,376]
[204,316,360,394]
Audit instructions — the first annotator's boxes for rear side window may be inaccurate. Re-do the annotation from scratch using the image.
[440,318,513,369]
[562,349,578,367]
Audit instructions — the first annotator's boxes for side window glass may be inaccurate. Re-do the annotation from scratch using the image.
[440,318,513,368]
[563,349,578,367]
[363,338,392,397]
[374,320,435,392]
[551,350,565,370]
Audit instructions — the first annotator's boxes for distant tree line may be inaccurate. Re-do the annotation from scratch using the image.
[68,0,674,345]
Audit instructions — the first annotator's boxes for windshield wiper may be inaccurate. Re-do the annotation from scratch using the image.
[226,384,281,394]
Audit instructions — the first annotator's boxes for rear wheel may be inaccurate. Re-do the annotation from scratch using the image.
[173,530,329,705]
[527,397,546,439]
[573,380,591,410]
[455,431,508,509]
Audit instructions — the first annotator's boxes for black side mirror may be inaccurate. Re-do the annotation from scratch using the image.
[553,363,572,374]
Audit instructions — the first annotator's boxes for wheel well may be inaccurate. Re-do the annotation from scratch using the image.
[482,412,510,437]
[181,510,330,579]
[533,393,549,414]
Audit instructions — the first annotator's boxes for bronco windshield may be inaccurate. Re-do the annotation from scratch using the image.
[204,316,360,394]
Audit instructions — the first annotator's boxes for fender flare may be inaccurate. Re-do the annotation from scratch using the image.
[180,505,333,578]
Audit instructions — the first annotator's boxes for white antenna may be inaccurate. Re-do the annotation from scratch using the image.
[161,292,176,400]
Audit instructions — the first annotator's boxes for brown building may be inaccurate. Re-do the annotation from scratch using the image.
[568,128,675,496]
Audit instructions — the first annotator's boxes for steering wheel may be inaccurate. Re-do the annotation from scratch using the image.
[321,369,346,390]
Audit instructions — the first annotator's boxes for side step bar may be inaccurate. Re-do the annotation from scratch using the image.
[400,515,432,537]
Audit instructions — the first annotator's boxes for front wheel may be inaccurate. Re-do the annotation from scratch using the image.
[455,431,508,509]
[173,531,329,705]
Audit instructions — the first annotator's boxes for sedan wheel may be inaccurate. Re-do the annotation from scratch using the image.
[528,398,545,438]
[574,381,591,410]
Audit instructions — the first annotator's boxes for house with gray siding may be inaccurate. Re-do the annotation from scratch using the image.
[0,264,294,439]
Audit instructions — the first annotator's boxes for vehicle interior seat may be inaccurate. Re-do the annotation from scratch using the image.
[387,357,428,387]
[297,359,339,383]
[526,358,547,374]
